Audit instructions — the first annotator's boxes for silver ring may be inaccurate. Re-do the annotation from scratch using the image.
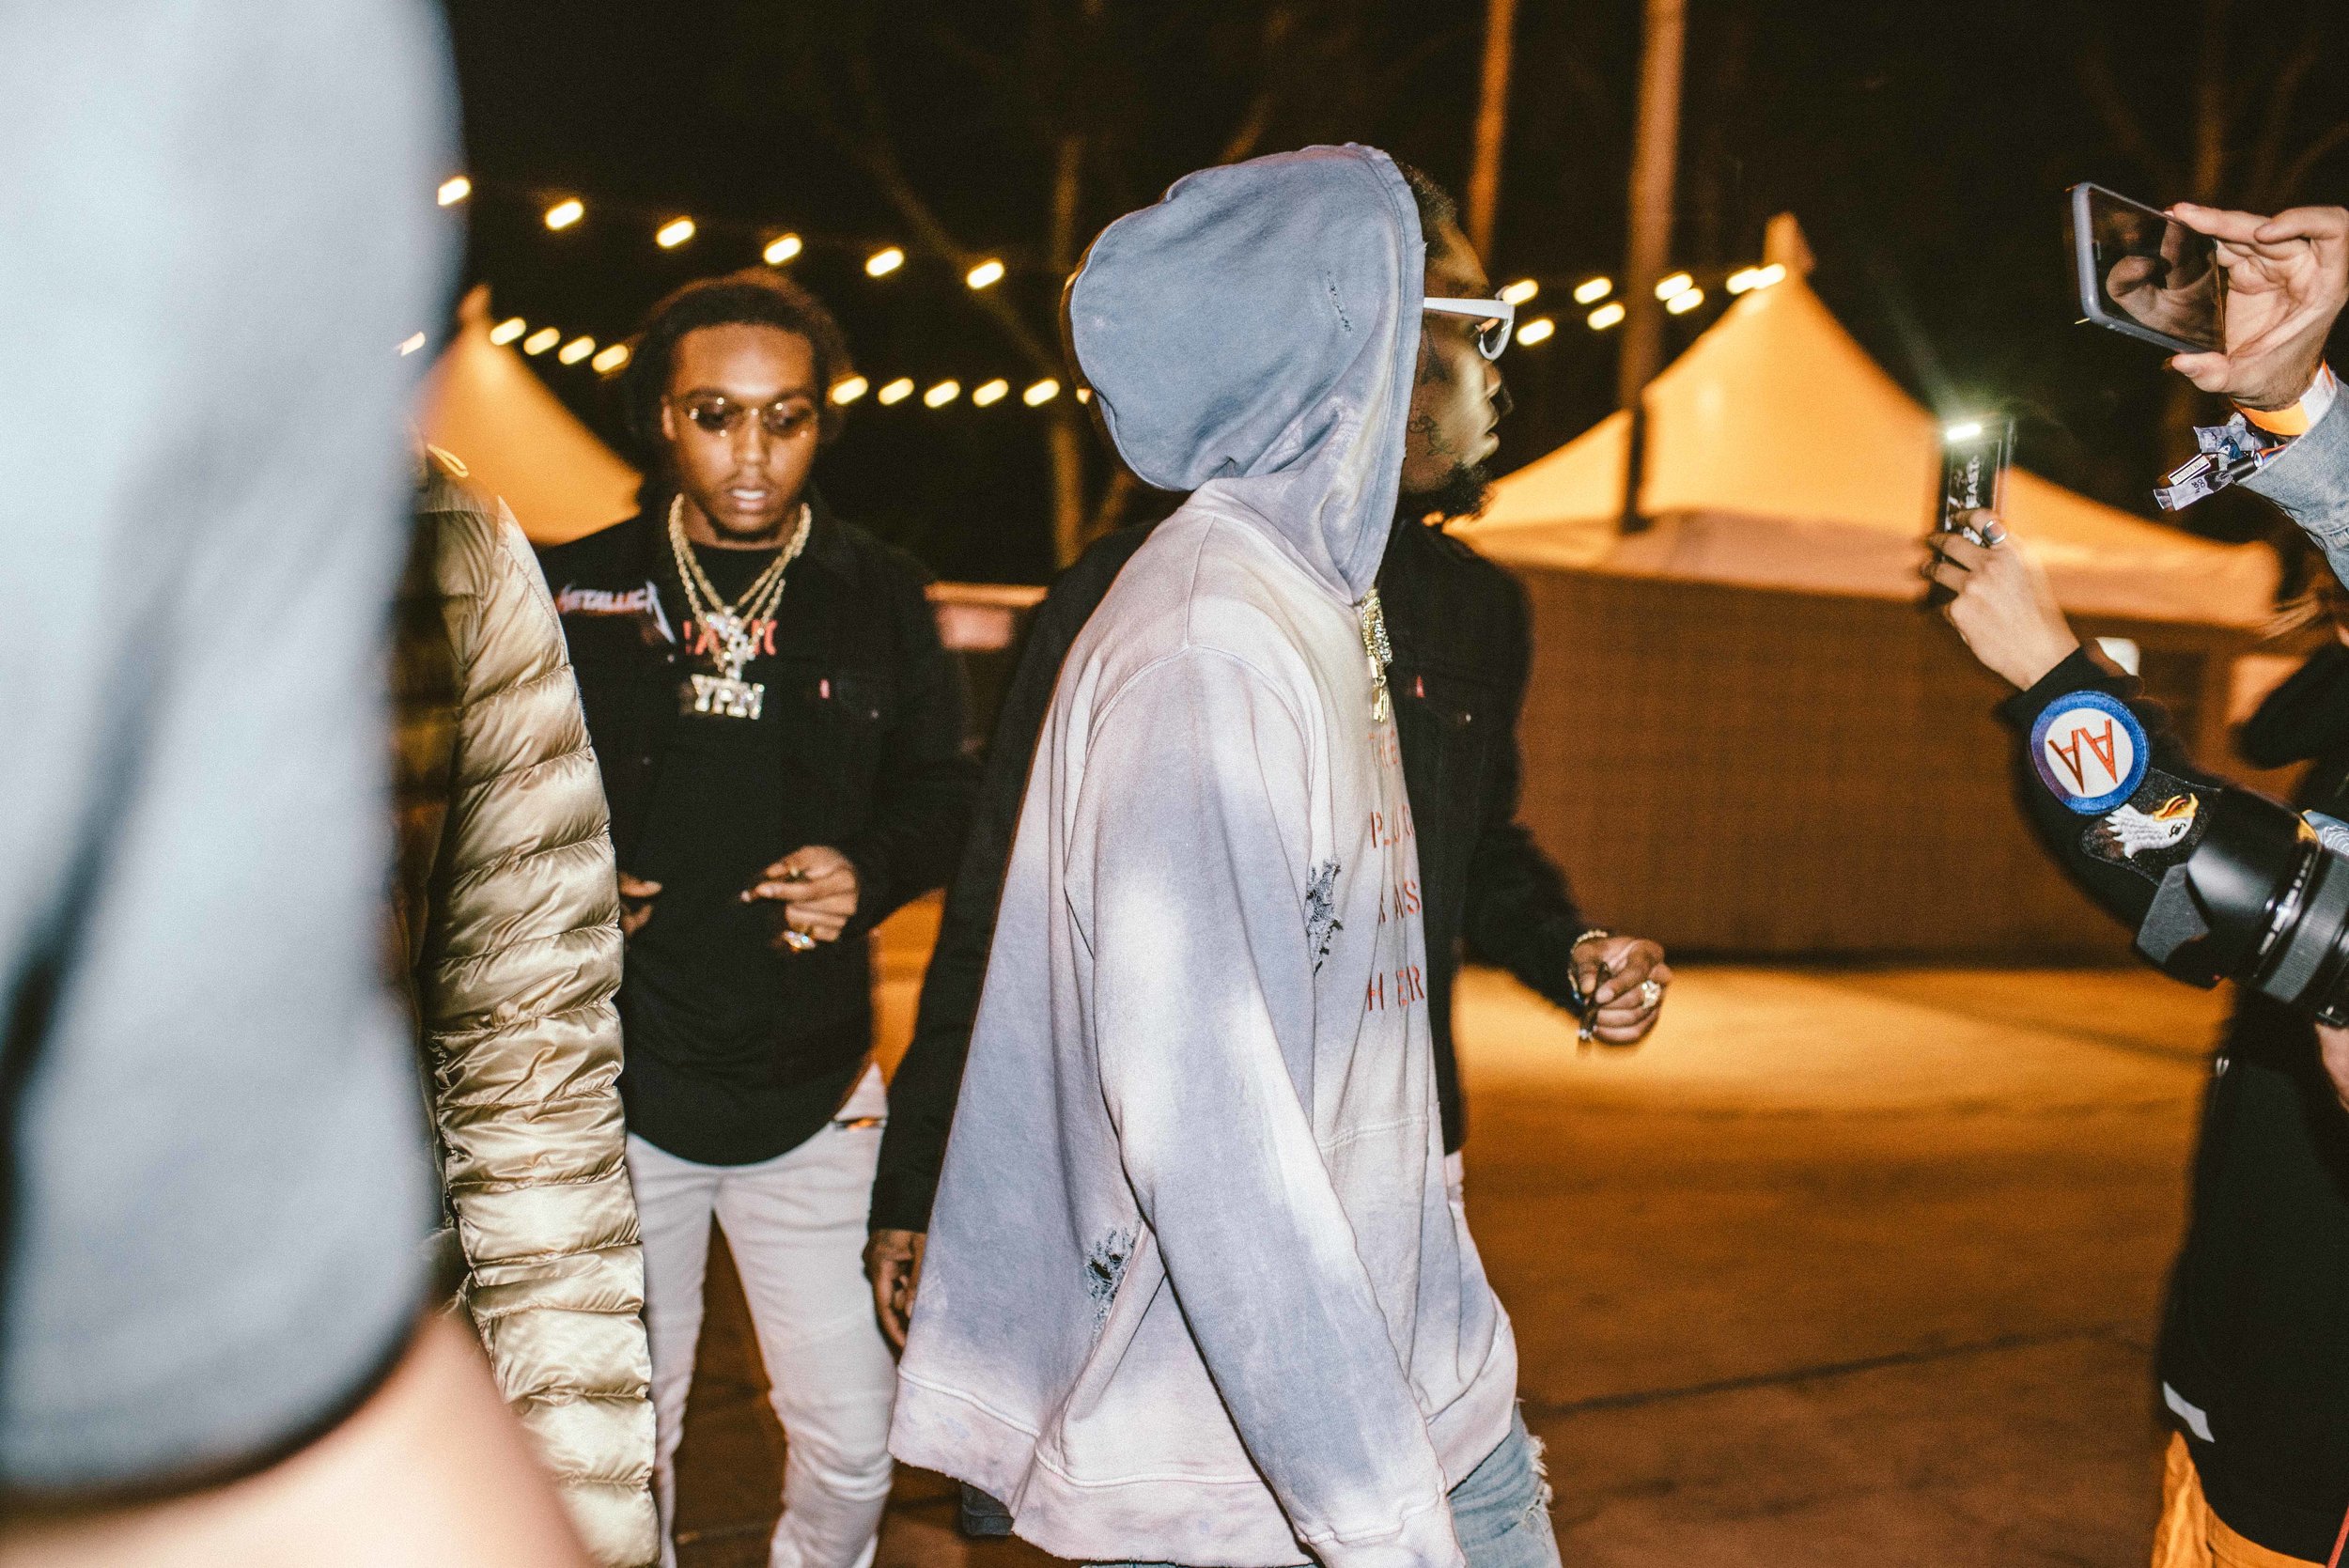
[780,926,817,953]
[1639,978,1664,1007]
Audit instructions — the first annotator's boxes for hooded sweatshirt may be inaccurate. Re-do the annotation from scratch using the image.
[888,145,1516,1568]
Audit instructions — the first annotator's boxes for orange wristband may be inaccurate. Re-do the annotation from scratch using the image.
[2240,364,2337,438]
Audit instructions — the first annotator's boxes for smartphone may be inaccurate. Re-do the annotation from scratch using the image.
[2067,182,2224,354]
[1928,415,2014,607]
[1939,415,2015,537]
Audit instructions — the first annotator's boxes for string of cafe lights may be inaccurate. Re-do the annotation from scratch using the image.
[407,175,1790,371]
[406,175,1080,409]
[434,174,1037,292]
[397,303,1086,413]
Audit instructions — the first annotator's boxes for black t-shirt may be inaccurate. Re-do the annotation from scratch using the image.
[621,542,865,1164]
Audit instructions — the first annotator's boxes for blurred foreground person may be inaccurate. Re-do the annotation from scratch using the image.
[0,3,587,1565]
[541,272,975,1568]
[2145,591,2349,1568]
[392,457,659,1565]
[2144,198,2349,1568]
[867,171,1668,1388]
[1928,197,2349,1554]
[1930,525,2349,1568]
[891,146,1560,1568]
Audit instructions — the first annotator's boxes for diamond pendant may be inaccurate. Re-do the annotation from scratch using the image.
[1358,590,1393,723]
[685,673,766,721]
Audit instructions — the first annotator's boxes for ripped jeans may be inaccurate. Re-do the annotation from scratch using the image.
[1444,1413,1562,1568]
[1082,1410,1561,1568]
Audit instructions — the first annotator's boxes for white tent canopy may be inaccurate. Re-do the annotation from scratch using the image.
[420,286,640,545]
[1456,230,2276,628]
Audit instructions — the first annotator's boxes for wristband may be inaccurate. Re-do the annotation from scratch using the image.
[2239,363,2337,439]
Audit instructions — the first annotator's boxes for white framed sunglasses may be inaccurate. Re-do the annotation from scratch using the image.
[1423,293,1516,360]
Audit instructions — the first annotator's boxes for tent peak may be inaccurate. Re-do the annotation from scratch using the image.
[1764,213,1815,278]
[457,283,491,327]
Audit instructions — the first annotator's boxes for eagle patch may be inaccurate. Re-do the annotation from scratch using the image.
[2079,768,2209,882]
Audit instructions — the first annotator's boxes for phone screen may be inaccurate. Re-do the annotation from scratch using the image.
[2076,185,2223,353]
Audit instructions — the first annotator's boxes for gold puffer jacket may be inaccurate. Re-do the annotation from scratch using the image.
[393,464,658,1566]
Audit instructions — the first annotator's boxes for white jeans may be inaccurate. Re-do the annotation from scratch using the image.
[629,1067,896,1568]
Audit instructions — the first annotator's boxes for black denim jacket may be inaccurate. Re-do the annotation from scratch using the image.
[538,495,977,1081]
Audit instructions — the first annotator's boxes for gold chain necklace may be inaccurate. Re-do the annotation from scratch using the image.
[665,493,811,720]
[1358,588,1393,723]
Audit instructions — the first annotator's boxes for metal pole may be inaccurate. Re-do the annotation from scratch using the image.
[1617,0,1687,531]
[1464,0,1518,259]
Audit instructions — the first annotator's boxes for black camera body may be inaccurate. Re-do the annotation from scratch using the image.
[2137,788,2349,1026]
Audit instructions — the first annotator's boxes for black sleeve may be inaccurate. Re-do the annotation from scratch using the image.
[1999,647,2234,934]
[836,560,981,933]
[1458,571,1589,1009]
[868,526,1153,1234]
[2238,643,2349,770]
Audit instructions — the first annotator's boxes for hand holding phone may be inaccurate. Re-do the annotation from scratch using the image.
[1928,416,2014,606]
[2165,201,2349,411]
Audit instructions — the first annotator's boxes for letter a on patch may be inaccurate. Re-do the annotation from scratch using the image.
[2029,691,2148,815]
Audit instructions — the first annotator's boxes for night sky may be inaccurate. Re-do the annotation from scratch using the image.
[444,0,2349,585]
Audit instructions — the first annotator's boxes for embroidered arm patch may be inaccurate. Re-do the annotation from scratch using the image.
[2079,768,2210,882]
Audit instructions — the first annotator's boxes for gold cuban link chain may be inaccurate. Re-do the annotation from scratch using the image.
[666,493,811,681]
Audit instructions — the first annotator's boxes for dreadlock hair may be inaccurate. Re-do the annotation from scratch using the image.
[1392,160,1458,244]
[617,269,858,468]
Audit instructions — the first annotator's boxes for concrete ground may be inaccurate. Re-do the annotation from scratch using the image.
[670,961,2224,1567]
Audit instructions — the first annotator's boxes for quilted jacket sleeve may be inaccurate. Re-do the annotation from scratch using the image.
[416,484,657,1567]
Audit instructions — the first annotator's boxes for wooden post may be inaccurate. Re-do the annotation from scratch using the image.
[1464,0,1518,260]
[1618,0,1687,532]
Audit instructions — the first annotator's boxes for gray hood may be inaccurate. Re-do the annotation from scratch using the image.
[1067,144,1424,602]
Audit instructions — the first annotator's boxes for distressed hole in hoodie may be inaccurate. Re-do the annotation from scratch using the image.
[1085,1226,1139,1328]
[1304,859,1343,972]
[1325,272,1353,334]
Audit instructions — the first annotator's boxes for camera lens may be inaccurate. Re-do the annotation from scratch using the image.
[2185,791,2314,976]
[2262,847,2349,1025]
[2179,790,2349,1026]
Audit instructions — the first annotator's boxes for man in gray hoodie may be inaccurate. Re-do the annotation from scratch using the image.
[889,146,1553,1568]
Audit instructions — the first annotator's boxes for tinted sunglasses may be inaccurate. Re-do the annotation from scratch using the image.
[673,395,818,439]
